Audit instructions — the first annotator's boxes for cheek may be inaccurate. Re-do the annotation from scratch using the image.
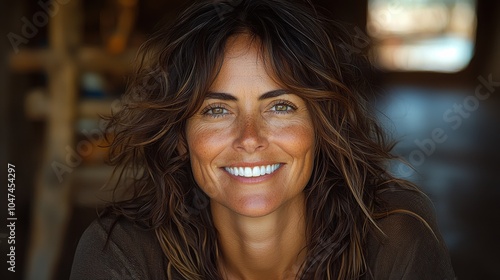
[271,119,315,157]
[272,120,316,186]
[186,122,230,196]
[186,122,226,161]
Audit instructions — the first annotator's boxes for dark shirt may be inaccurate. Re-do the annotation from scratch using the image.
[70,190,455,279]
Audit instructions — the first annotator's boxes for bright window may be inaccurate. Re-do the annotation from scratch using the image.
[367,0,477,72]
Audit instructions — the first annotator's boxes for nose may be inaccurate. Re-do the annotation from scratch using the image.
[232,116,269,153]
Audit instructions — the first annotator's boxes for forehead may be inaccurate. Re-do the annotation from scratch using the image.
[223,34,260,59]
[209,34,281,93]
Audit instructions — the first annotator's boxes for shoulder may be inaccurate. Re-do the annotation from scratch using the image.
[371,189,440,251]
[365,189,456,280]
[375,189,439,238]
[70,214,167,280]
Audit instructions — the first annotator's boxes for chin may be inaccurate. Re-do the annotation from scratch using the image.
[227,195,287,218]
[235,206,277,218]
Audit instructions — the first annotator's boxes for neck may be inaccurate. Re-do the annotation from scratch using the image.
[212,195,307,280]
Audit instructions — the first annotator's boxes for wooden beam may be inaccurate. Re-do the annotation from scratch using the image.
[25,89,121,120]
[9,47,136,74]
[26,0,82,279]
[8,49,51,72]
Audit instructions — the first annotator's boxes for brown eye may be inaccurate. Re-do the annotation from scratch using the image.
[274,104,289,111]
[211,107,226,114]
[201,104,229,118]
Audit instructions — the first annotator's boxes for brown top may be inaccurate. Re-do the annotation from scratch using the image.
[70,190,455,279]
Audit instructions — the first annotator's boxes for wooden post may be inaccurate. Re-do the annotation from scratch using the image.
[26,0,82,279]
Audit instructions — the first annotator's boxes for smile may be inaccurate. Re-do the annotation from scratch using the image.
[224,164,281,178]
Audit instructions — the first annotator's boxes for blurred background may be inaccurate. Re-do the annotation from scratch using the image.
[0,0,498,279]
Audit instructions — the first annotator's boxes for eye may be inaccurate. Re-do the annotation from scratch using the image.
[201,104,229,118]
[270,100,297,114]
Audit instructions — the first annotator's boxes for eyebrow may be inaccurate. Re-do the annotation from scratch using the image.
[205,89,289,101]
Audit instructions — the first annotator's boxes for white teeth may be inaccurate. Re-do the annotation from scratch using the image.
[252,166,260,176]
[225,164,281,178]
[244,167,252,177]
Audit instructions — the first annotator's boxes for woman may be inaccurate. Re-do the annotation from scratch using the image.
[71,0,455,279]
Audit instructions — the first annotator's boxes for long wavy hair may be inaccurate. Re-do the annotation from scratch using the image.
[104,0,422,279]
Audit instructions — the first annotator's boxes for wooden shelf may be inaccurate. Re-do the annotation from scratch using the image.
[78,98,121,118]
[25,89,121,120]
[9,47,137,74]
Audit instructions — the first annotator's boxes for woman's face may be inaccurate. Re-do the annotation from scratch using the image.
[185,35,315,218]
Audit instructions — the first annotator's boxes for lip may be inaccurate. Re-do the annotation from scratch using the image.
[224,161,281,168]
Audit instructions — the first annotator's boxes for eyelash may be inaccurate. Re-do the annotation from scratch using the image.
[200,100,298,118]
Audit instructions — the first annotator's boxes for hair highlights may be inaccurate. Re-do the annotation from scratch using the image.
[104,1,422,279]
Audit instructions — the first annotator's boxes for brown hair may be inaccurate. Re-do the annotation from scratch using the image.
[104,0,422,279]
